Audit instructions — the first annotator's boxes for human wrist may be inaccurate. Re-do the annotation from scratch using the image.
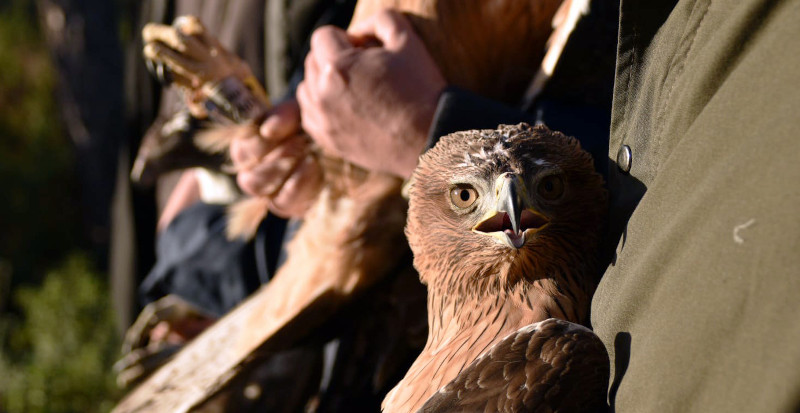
[394,84,445,178]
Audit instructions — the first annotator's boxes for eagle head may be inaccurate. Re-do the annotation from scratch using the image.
[406,123,607,298]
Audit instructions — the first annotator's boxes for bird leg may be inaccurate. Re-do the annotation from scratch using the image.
[142,15,270,122]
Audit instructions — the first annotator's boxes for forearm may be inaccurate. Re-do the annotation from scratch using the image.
[157,169,201,232]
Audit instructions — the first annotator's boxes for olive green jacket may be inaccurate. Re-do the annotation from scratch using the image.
[592,0,800,411]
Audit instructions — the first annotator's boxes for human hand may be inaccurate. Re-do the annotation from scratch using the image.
[297,9,447,179]
[230,99,323,218]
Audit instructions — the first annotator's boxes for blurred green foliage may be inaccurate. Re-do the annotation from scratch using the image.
[0,254,121,412]
[0,1,122,411]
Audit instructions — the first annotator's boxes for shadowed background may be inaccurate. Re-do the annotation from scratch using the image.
[0,0,142,410]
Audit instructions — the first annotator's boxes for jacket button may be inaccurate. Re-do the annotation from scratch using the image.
[617,145,632,173]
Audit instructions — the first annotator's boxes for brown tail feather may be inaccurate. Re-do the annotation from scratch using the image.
[225,197,270,240]
[194,124,255,154]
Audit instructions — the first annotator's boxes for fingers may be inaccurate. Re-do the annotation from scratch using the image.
[300,52,319,98]
[299,27,355,158]
[296,79,327,149]
[348,9,414,51]
[230,126,276,171]
[304,28,350,104]
[231,98,317,214]
[297,81,341,158]
[230,101,302,171]
[310,25,354,64]
[259,99,301,140]
[269,154,324,218]
[236,134,311,197]
[307,25,353,92]
[234,135,322,219]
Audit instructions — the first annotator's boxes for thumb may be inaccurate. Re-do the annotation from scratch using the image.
[348,9,415,51]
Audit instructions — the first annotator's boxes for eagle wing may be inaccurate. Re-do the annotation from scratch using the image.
[419,318,609,413]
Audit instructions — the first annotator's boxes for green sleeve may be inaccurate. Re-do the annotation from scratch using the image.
[593,0,800,411]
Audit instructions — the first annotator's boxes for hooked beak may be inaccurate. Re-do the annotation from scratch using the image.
[472,173,549,248]
[497,173,523,234]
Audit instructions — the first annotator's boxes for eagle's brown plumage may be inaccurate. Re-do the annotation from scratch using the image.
[352,0,562,103]
[383,123,609,412]
[421,319,609,413]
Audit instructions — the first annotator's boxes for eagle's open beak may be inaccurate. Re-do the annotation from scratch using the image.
[472,173,549,248]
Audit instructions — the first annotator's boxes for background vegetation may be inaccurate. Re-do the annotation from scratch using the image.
[0,1,122,411]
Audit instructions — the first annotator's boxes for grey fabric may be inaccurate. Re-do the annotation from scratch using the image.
[593,0,800,411]
[138,202,268,317]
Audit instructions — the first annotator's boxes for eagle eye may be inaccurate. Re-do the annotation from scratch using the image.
[450,185,478,209]
[537,175,565,200]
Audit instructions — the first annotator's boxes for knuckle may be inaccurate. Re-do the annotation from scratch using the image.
[236,172,260,196]
[303,53,314,72]
[310,25,336,46]
[376,8,401,26]
[319,64,340,92]
[299,113,315,134]
[295,82,307,103]
[229,142,247,165]
[229,138,257,165]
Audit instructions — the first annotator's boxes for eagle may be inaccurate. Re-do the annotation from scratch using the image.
[383,123,609,412]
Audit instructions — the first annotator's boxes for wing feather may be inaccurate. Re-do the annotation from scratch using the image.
[419,318,609,413]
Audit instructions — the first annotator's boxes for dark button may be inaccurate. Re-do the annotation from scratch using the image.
[617,145,632,173]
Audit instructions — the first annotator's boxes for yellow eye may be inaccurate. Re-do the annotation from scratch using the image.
[537,175,565,200]
[450,186,478,209]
